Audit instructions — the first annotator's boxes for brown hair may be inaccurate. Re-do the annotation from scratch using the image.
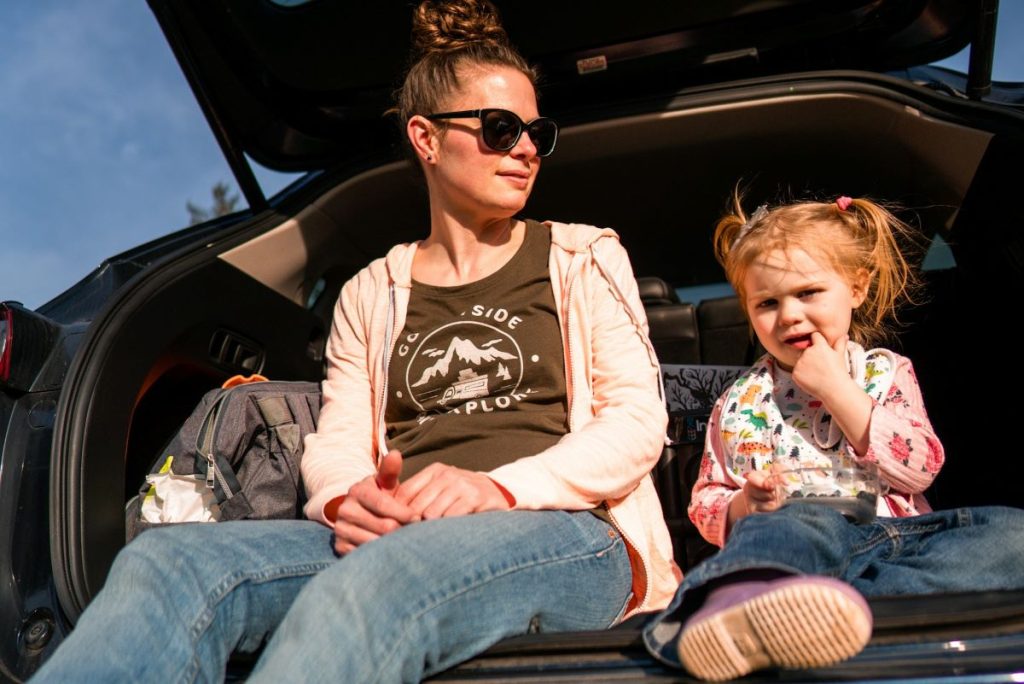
[391,0,537,156]
[713,191,926,346]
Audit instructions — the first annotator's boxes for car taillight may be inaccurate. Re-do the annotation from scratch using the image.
[0,303,60,392]
[0,305,12,383]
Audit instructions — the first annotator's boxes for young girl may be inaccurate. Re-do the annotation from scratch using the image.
[693,195,940,545]
[643,195,1024,681]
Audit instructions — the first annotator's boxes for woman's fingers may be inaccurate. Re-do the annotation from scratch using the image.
[333,521,380,555]
[420,486,464,520]
[399,465,508,519]
[331,473,423,554]
[394,464,436,506]
[376,449,404,493]
[349,477,420,524]
[402,466,458,518]
[337,493,405,535]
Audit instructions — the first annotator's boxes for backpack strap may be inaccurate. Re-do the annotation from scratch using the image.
[255,395,304,487]
[256,395,293,429]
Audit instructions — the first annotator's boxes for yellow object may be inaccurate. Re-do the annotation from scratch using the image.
[142,455,175,502]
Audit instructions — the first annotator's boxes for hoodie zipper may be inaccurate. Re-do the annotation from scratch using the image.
[563,258,581,431]
[375,283,397,464]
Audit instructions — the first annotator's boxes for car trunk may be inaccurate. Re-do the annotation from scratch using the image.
[49,72,1024,679]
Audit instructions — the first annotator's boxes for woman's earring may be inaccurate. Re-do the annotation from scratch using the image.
[426,154,433,162]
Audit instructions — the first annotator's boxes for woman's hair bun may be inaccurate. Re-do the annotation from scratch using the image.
[411,0,509,57]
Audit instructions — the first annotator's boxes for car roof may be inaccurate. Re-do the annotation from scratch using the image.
[148,0,978,172]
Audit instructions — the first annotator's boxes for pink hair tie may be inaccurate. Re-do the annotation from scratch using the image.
[836,196,853,211]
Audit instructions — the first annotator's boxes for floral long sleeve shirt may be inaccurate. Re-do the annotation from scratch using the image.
[689,351,944,548]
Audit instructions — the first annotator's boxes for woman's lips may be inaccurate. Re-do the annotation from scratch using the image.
[498,170,530,188]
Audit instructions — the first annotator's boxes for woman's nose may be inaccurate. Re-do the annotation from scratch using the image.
[510,129,538,160]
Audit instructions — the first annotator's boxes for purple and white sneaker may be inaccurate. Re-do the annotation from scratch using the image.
[677,575,872,681]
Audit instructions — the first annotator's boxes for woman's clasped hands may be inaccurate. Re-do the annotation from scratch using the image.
[333,450,511,554]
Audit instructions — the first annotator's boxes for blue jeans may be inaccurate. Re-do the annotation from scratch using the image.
[644,504,1024,668]
[32,510,632,683]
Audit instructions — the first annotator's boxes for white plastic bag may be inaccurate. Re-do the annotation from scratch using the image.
[139,456,221,523]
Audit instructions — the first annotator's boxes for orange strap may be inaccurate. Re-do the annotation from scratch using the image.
[221,373,269,389]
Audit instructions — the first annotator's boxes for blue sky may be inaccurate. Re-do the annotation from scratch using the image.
[1,1,1022,310]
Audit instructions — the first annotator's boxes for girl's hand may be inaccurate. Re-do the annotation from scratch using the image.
[791,333,874,455]
[333,450,420,555]
[744,470,785,513]
[791,333,853,399]
[396,464,512,519]
[728,470,785,527]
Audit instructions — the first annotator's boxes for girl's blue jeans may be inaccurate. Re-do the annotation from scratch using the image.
[31,510,632,683]
[643,503,1024,668]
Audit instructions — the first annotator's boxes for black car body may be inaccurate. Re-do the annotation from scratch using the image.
[3,1,1024,681]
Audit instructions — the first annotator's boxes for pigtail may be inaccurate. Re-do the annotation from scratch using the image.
[714,186,779,303]
[712,189,751,275]
[841,198,925,346]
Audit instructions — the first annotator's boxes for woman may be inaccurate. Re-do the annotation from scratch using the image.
[32,1,678,682]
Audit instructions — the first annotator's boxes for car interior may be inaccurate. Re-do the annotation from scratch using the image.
[49,84,1024,662]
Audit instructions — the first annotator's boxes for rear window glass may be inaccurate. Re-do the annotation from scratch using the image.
[676,283,735,305]
[933,4,1023,81]
[1,4,241,310]
[921,234,956,271]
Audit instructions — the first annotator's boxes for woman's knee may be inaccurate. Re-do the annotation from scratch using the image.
[105,526,238,603]
[114,523,296,588]
[115,526,204,575]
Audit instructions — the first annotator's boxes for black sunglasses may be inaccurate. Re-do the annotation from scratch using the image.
[426,108,559,157]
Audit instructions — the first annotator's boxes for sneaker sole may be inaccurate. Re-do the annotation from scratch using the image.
[677,582,872,681]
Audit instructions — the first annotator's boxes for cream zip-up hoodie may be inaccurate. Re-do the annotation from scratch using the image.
[302,221,680,614]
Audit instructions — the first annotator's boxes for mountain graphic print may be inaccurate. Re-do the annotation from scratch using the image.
[404,322,524,412]
[411,335,518,388]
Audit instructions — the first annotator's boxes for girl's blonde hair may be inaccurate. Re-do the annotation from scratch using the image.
[390,0,537,157]
[713,191,926,347]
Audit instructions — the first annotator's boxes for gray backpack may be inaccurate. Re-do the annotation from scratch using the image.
[126,380,322,541]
